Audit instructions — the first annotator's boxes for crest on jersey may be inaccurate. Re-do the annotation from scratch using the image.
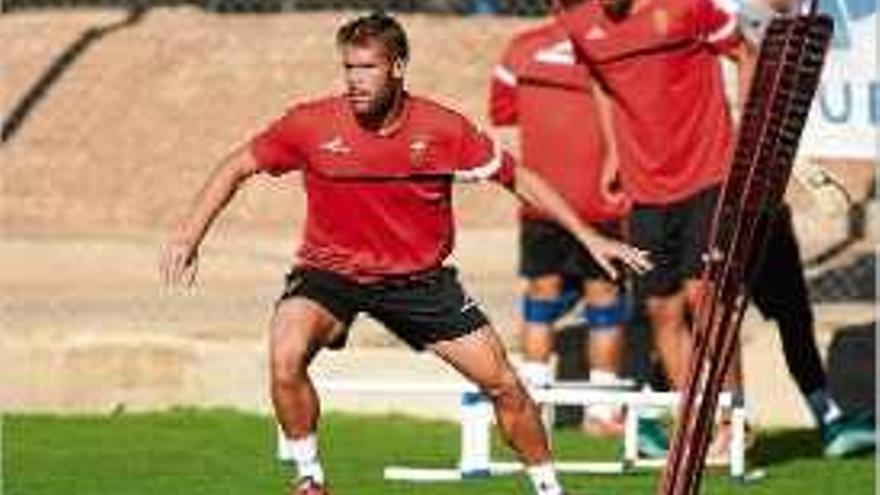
[653,8,670,36]
[409,136,432,168]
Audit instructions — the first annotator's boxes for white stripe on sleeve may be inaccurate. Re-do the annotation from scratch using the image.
[454,140,504,182]
[709,0,739,15]
[493,65,518,87]
[706,16,738,43]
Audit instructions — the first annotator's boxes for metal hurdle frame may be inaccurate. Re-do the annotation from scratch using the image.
[277,380,747,481]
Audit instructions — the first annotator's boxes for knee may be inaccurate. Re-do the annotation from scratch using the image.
[526,276,563,299]
[270,339,311,388]
[481,369,530,410]
[582,292,629,330]
[583,280,618,304]
[523,276,578,324]
[645,296,686,327]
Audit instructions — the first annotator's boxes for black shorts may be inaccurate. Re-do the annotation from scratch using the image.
[629,185,720,297]
[519,218,619,281]
[277,266,489,351]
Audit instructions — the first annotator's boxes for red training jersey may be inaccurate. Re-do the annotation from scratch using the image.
[250,94,515,282]
[557,0,742,205]
[490,19,627,222]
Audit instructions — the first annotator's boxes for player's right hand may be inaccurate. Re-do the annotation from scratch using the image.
[159,237,200,287]
[582,234,653,281]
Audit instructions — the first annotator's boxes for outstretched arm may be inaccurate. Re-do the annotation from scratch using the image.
[509,165,652,280]
[159,146,260,286]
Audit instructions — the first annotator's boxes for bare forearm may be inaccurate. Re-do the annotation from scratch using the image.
[173,149,255,246]
[508,165,652,278]
[512,166,600,244]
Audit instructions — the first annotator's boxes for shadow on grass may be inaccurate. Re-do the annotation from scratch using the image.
[750,429,824,467]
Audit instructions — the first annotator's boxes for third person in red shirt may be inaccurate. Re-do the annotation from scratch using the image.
[553,0,756,457]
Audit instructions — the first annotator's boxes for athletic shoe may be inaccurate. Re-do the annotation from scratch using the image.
[823,413,876,458]
[289,477,330,495]
[637,417,669,459]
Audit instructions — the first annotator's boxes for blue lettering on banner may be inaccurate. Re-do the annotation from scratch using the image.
[870,81,880,125]
[813,0,878,128]
[819,83,852,124]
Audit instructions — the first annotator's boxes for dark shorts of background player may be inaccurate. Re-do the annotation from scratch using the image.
[629,185,720,298]
[276,265,489,351]
[519,217,621,282]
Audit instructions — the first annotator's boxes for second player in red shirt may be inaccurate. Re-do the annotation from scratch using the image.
[490,17,632,437]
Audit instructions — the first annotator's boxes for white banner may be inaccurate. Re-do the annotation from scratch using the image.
[800,0,878,160]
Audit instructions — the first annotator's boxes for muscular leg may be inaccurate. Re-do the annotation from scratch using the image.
[684,277,743,395]
[521,275,563,364]
[583,279,623,374]
[645,290,692,390]
[431,326,552,465]
[685,277,746,458]
[270,298,342,437]
[581,279,625,434]
[270,297,344,488]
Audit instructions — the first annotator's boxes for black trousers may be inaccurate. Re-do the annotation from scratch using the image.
[750,204,827,396]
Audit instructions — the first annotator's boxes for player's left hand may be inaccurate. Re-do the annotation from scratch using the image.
[580,234,653,280]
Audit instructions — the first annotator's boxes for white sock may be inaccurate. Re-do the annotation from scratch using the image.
[585,369,620,421]
[807,389,843,426]
[824,400,843,424]
[526,462,564,495]
[284,433,325,485]
[519,361,553,388]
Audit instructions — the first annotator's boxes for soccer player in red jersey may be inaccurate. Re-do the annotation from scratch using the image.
[489,18,631,436]
[160,12,651,495]
[551,0,755,456]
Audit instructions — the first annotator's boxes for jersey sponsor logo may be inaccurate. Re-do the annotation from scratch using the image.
[534,40,577,65]
[653,8,670,35]
[319,135,353,155]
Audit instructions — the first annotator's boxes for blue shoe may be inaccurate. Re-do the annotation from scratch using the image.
[823,412,876,458]
[638,417,669,459]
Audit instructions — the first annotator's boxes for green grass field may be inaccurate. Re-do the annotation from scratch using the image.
[3,408,874,494]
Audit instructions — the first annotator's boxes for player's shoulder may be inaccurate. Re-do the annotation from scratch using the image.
[505,20,569,58]
[407,95,477,134]
[286,94,346,119]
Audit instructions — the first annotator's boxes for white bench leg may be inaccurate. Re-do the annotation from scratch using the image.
[459,391,492,477]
